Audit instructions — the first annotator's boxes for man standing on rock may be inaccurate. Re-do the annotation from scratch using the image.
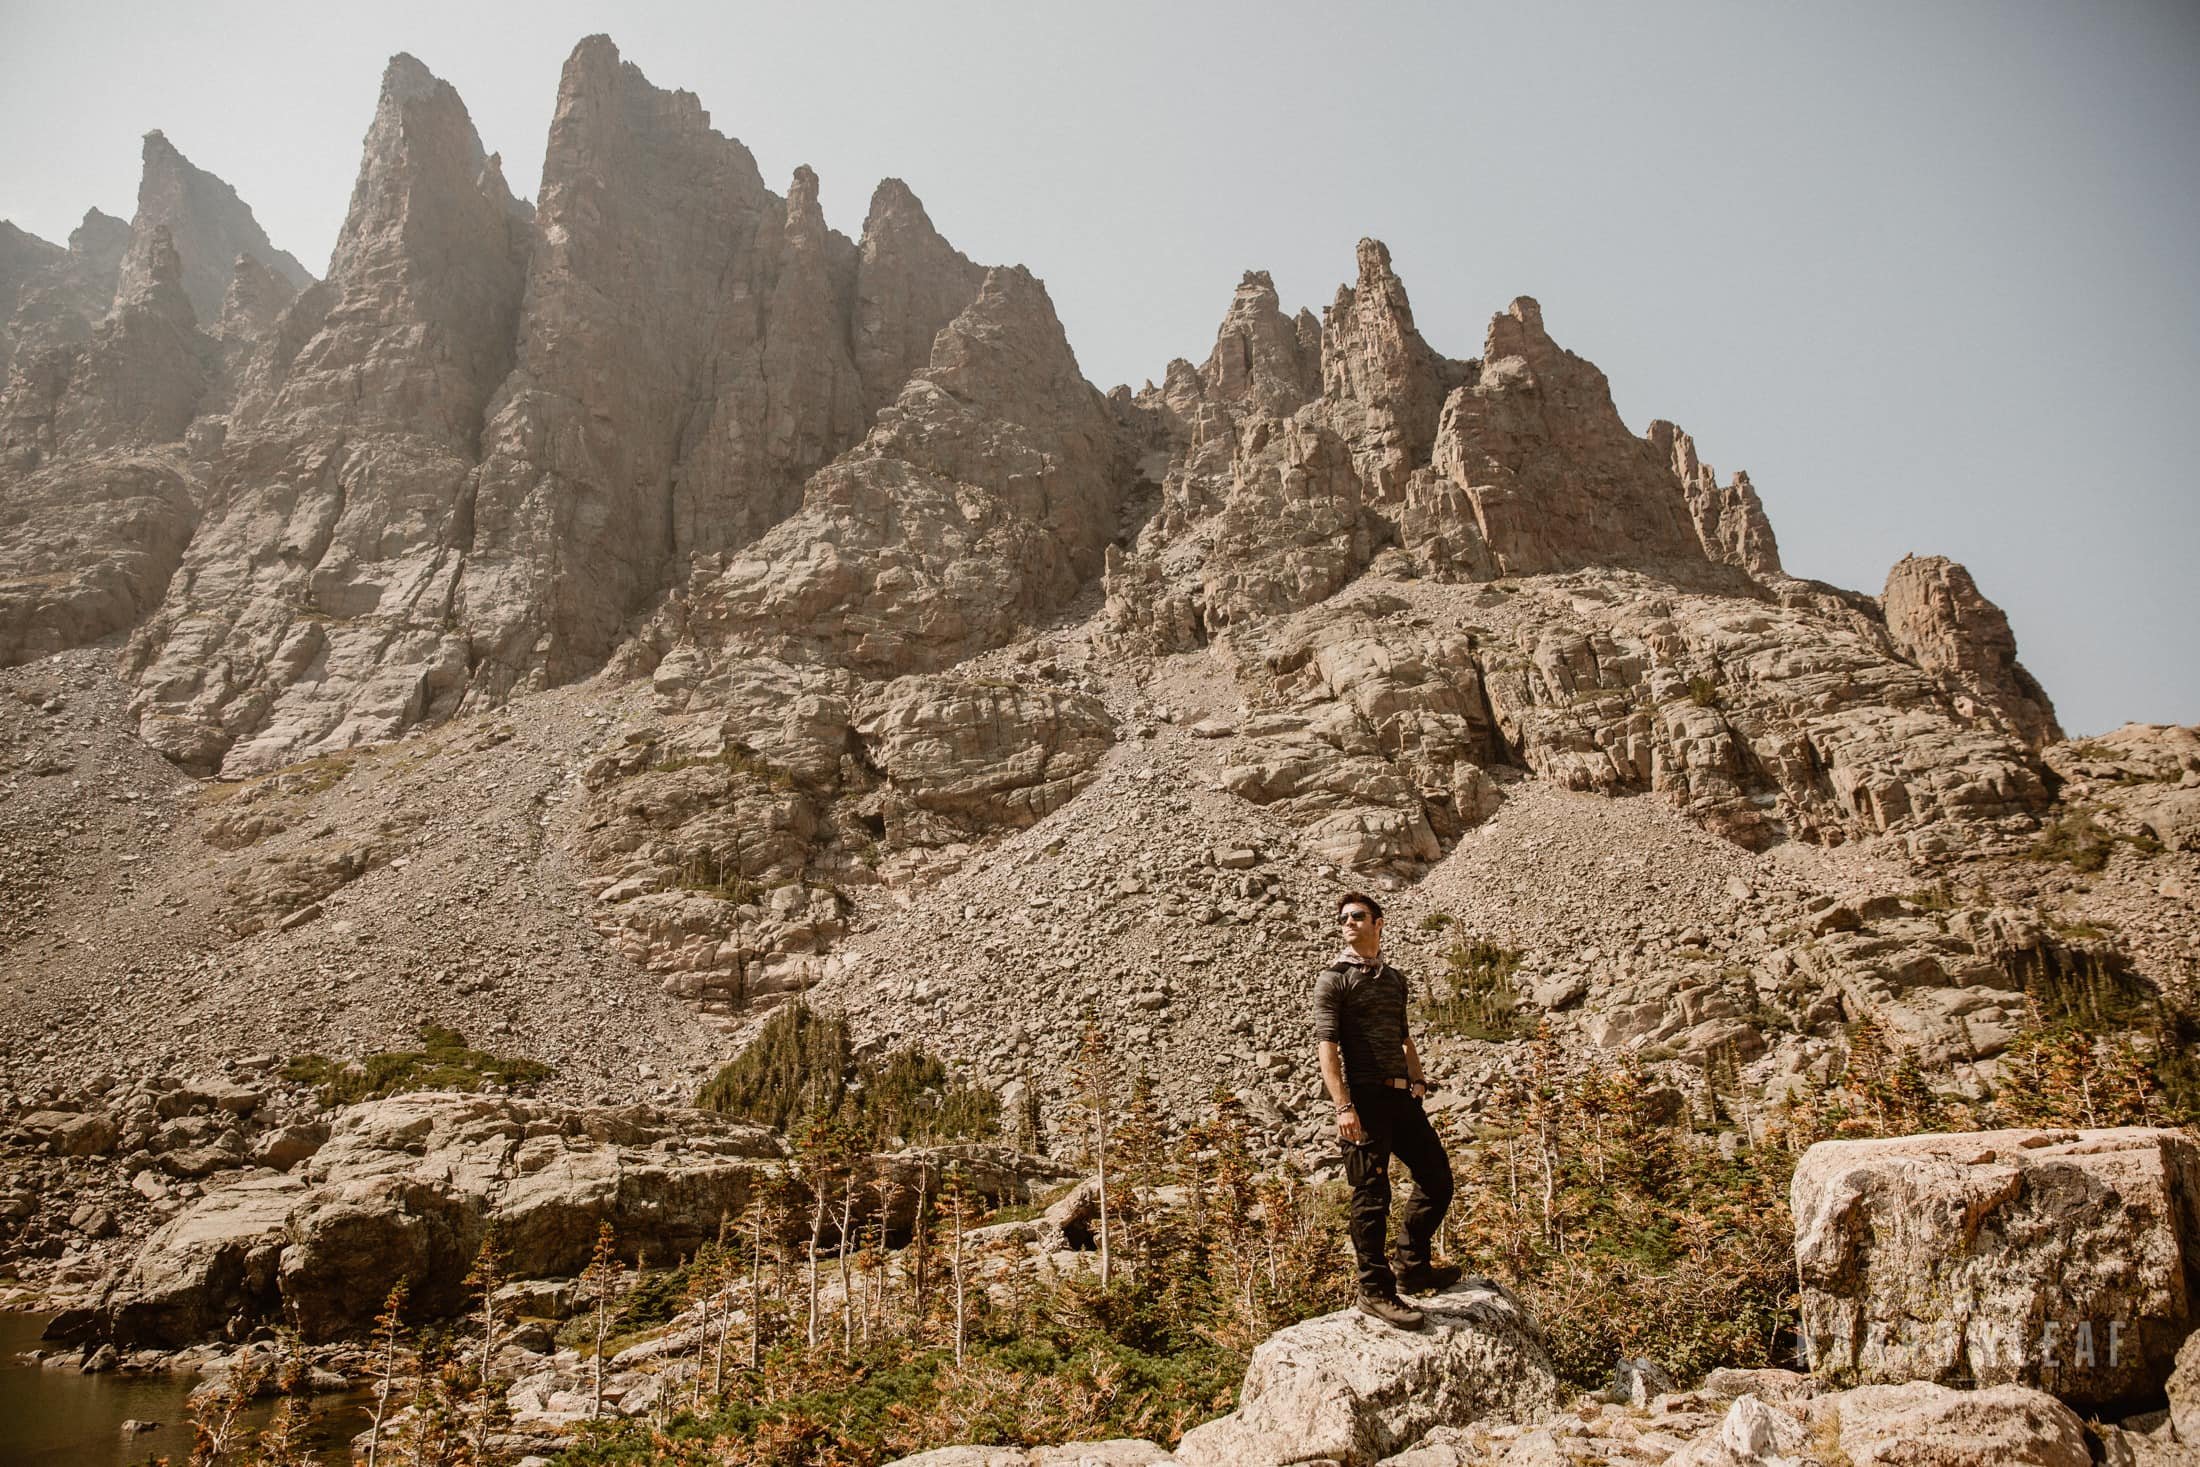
[1314,890,1458,1328]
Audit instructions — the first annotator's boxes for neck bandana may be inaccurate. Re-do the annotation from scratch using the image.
[1334,945,1384,970]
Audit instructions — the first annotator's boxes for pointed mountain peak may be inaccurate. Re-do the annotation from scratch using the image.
[852,175,985,413]
[380,51,443,103]
[864,177,931,233]
[922,264,1088,409]
[1203,267,1318,414]
[120,128,310,324]
[72,209,127,250]
[282,41,526,440]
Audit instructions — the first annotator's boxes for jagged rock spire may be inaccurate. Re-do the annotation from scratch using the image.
[854,177,985,415]
[116,130,310,326]
[1201,270,1320,417]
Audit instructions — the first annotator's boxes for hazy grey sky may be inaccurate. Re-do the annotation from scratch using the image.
[4,1,2194,735]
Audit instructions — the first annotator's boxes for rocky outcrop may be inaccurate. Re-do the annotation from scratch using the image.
[0,221,66,370]
[94,1092,783,1345]
[667,264,1128,677]
[854,676,1117,843]
[0,227,212,665]
[122,52,530,774]
[1792,1127,2200,1410]
[1884,554,2062,751]
[1172,1279,1561,1465]
[3,227,214,463]
[576,664,1114,1008]
[1208,572,2049,869]
[1653,419,1782,580]
[114,130,311,327]
[1401,297,1728,584]
[3,208,129,365]
[0,457,198,667]
[1320,239,1467,501]
[854,178,988,417]
[1824,1381,2091,1467]
[1204,270,1322,419]
[2045,722,2200,854]
[463,36,860,693]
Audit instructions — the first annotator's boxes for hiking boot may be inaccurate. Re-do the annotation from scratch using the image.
[1356,1292,1425,1329]
[1395,1257,1464,1294]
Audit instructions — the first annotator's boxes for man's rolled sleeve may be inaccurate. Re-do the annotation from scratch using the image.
[1312,968,1343,1045]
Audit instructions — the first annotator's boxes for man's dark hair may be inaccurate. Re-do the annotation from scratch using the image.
[1336,890,1384,921]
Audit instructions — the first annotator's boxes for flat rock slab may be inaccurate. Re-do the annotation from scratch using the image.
[884,1445,1173,1467]
[1173,1279,1560,1466]
[1792,1126,2200,1409]
[1826,1381,2090,1466]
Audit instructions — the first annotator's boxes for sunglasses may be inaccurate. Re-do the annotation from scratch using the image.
[1339,911,1375,924]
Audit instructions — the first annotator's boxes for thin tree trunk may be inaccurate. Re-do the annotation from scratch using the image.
[807,1186,826,1350]
[951,1193,967,1367]
[365,1325,398,1467]
[748,1211,763,1371]
[591,1283,609,1419]
[838,1171,857,1354]
[914,1165,930,1320]
[1096,1102,1112,1288]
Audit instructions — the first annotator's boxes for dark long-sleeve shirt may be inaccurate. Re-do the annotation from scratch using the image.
[1312,960,1412,1086]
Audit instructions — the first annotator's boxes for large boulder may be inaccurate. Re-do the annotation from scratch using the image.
[95,1092,782,1344]
[1823,1381,2090,1466]
[1172,1279,1561,1466]
[885,1447,1172,1467]
[1792,1128,2200,1410]
[94,1172,303,1347]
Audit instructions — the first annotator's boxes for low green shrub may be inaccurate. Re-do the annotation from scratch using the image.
[281,1023,551,1104]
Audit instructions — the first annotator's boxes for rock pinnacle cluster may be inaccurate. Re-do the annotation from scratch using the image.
[2,43,2195,1413]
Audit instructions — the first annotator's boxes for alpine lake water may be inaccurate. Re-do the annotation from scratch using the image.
[0,1312,371,1466]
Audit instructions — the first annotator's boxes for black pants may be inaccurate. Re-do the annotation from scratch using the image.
[1343,1085,1454,1298]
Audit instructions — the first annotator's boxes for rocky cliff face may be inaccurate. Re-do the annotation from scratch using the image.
[119,54,531,774]
[0,32,2148,1116]
[93,37,1005,776]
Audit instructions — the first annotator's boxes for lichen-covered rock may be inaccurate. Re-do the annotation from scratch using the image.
[1172,1278,1561,1466]
[1792,1127,2200,1410]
